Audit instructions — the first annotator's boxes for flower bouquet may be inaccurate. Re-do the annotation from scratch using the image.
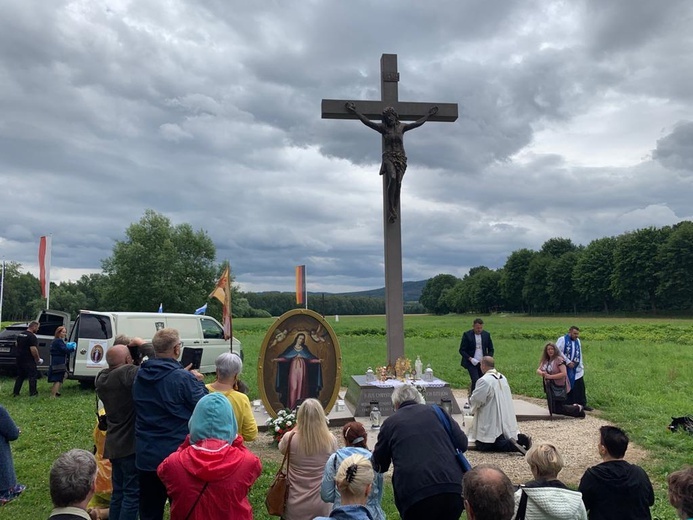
[266,409,296,444]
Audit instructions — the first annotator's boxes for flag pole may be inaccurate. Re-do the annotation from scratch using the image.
[227,261,233,346]
[0,260,5,325]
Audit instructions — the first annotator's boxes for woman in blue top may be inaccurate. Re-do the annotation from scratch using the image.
[48,326,70,398]
[321,422,385,520]
[316,454,376,520]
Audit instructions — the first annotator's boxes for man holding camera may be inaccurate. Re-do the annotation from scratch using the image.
[95,343,139,520]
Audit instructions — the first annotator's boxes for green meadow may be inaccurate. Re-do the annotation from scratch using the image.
[1,314,691,519]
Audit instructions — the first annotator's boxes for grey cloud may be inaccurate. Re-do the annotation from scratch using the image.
[2,1,692,293]
[653,121,693,172]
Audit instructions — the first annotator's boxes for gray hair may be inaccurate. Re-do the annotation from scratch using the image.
[215,352,243,380]
[391,385,425,408]
[50,449,97,507]
[152,328,180,354]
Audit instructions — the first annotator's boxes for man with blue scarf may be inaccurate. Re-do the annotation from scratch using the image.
[556,326,593,411]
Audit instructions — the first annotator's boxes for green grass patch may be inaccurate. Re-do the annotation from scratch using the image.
[2,314,691,519]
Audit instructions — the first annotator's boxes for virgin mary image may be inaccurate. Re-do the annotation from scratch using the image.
[273,333,323,409]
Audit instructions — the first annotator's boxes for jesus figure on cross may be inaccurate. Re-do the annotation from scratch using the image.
[345,102,439,223]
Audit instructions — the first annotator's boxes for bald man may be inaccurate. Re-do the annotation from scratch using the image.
[469,357,532,454]
[95,344,140,519]
[463,464,515,520]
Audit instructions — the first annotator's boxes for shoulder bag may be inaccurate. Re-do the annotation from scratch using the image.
[432,405,472,473]
[265,432,293,516]
[514,488,528,520]
[548,380,567,401]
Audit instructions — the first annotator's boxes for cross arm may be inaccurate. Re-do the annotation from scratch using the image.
[321,99,458,122]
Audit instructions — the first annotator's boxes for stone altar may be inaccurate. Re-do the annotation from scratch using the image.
[345,375,462,417]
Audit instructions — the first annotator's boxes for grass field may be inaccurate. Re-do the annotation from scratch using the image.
[1,314,691,519]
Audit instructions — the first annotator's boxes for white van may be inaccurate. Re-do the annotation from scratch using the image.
[27,310,241,382]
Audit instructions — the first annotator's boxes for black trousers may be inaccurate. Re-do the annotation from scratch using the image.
[402,493,464,520]
[466,364,483,394]
[567,376,587,407]
[138,470,169,520]
[13,360,39,396]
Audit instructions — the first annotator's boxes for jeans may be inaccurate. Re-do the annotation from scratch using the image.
[13,361,38,396]
[110,454,139,520]
[138,470,169,520]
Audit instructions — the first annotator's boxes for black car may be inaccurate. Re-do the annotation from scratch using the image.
[0,323,29,370]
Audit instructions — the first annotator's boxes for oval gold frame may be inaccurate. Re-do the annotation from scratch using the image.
[257,309,342,418]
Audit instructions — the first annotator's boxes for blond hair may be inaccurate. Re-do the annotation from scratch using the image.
[336,454,373,499]
[525,443,564,479]
[295,398,334,456]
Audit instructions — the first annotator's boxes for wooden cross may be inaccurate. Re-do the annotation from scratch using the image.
[322,54,458,365]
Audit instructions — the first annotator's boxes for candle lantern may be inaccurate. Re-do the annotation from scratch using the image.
[369,401,381,429]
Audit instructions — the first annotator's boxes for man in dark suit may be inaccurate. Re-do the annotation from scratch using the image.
[459,318,494,394]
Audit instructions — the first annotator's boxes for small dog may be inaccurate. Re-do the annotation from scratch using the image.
[668,416,693,434]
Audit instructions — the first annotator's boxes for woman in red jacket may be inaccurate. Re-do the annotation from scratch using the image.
[158,393,262,520]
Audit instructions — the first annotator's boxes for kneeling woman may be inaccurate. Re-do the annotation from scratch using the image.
[537,343,584,418]
[316,454,376,520]
[158,393,261,519]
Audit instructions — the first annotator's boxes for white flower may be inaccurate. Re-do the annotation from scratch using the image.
[286,421,292,427]
[275,425,281,432]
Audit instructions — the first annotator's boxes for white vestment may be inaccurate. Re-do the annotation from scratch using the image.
[468,368,519,443]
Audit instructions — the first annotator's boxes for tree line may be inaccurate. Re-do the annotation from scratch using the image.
[2,210,423,323]
[419,221,693,315]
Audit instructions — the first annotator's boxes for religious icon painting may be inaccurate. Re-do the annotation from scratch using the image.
[258,309,342,418]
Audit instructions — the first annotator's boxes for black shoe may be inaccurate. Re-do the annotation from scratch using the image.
[517,433,533,451]
[583,405,594,411]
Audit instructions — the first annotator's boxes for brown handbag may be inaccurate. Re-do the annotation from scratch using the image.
[265,432,293,516]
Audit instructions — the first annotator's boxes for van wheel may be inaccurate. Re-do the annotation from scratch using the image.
[79,379,95,390]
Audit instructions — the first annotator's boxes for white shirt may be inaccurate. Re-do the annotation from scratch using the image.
[468,369,519,443]
[473,334,483,361]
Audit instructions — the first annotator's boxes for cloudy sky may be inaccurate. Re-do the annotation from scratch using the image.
[1,0,692,293]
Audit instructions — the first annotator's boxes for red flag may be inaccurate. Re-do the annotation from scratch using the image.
[295,265,306,305]
[209,265,232,340]
[38,236,51,299]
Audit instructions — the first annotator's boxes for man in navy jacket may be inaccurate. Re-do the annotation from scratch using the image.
[372,385,468,520]
[459,318,494,394]
[133,327,207,520]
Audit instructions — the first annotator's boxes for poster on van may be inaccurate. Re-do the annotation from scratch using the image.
[87,340,107,368]
[257,309,342,418]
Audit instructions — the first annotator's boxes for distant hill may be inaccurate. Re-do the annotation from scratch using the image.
[333,280,427,301]
[252,280,429,302]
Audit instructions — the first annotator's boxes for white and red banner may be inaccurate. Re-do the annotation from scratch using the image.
[38,235,52,302]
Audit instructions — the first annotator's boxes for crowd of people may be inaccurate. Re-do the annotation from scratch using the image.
[2,320,692,519]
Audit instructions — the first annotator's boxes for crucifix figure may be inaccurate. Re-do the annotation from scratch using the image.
[322,54,458,364]
[345,102,439,223]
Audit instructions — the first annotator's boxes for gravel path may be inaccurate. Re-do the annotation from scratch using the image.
[248,390,647,487]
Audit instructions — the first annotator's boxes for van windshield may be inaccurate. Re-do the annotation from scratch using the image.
[75,314,112,340]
